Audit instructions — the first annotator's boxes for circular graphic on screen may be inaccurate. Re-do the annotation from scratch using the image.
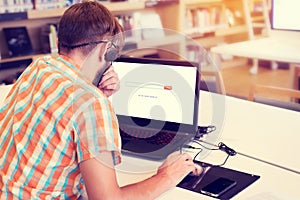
[127,82,182,124]
[111,61,198,147]
[110,28,226,172]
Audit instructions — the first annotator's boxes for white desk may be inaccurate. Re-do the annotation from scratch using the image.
[1,86,300,199]
[211,30,300,75]
[116,92,300,199]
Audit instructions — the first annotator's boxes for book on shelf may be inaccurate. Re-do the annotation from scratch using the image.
[185,6,226,36]
[0,0,33,13]
[40,23,58,54]
[116,10,165,44]
[34,0,81,10]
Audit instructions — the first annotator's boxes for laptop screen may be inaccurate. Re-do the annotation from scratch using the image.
[110,57,200,130]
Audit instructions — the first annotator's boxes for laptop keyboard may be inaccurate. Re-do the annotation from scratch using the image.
[119,125,188,146]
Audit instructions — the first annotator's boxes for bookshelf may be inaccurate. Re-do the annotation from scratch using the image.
[27,1,146,19]
[181,0,227,37]
[145,0,249,70]
[0,0,251,60]
[143,0,248,56]
[0,1,167,63]
[0,1,183,84]
[0,0,251,83]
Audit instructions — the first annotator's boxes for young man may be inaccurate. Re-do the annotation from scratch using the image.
[0,1,201,199]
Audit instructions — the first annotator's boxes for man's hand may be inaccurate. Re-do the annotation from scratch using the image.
[98,65,120,97]
[157,152,203,187]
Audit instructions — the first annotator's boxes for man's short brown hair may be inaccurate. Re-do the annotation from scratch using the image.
[58,0,123,55]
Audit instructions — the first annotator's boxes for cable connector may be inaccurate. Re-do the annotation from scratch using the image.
[198,125,216,134]
[182,144,202,150]
[218,142,237,156]
[194,125,216,139]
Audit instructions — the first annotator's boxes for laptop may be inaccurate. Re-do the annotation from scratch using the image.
[110,56,200,160]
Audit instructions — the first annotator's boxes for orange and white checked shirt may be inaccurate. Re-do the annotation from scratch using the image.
[0,55,121,199]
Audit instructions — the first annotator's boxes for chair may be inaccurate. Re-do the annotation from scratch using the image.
[248,84,300,112]
[200,70,225,95]
[290,64,300,91]
[290,64,300,103]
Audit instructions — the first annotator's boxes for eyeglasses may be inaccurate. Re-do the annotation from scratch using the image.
[61,40,118,50]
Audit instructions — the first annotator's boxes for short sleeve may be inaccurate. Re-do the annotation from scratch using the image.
[73,94,122,165]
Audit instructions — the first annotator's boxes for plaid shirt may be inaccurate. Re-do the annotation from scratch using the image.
[0,55,121,199]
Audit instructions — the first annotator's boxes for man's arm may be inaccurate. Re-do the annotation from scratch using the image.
[79,151,200,200]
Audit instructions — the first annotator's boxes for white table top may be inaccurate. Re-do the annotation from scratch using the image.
[116,92,300,199]
[211,31,300,64]
[1,85,300,199]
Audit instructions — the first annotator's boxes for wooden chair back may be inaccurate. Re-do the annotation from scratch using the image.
[249,84,300,111]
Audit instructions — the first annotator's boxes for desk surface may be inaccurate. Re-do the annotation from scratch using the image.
[116,92,300,200]
[211,30,300,65]
[1,85,300,199]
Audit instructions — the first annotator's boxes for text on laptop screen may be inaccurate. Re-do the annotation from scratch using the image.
[110,59,198,125]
